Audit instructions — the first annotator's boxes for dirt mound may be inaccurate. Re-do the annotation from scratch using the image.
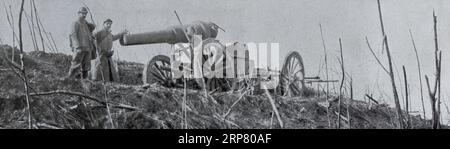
[0,44,430,129]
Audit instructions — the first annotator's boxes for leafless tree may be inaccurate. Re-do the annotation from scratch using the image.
[375,0,405,129]
[319,24,331,128]
[425,10,442,129]
[18,0,33,129]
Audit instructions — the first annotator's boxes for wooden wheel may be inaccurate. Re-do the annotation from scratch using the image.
[143,55,174,87]
[279,51,305,97]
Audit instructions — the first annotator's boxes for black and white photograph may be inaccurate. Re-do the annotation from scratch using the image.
[1,0,450,139]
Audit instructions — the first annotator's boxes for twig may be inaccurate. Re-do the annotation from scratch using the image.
[183,78,187,129]
[33,4,56,53]
[2,56,38,93]
[9,4,14,61]
[23,10,55,53]
[3,4,17,43]
[31,0,45,52]
[409,29,426,120]
[49,32,58,53]
[264,88,283,128]
[444,103,450,124]
[36,122,61,129]
[213,114,241,129]
[222,89,250,120]
[1,54,23,70]
[28,0,38,51]
[348,77,353,129]
[334,111,348,122]
[3,3,18,61]
[305,80,339,83]
[337,38,345,129]
[436,56,442,125]
[28,90,141,111]
[377,0,386,36]
[437,52,442,127]
[365,37,389,74]
[32,22,55,53]
[30,90,102,104]
[393,62,405,111]
[403,66,411,129]
[23,11,37,51]
[365,94,380,105]
[316,53,323,98]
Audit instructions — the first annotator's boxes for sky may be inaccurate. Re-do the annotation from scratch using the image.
[1,0,450,124]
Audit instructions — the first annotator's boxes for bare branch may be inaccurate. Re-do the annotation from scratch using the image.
[409,29,426,120]
[28,90,141,111]
[222,89,250,120]
[365,94,380,105]
[337,38,345,129]
[403,66,411,129]
[264,88,283,128]
[319,23,331,128]
[365,37,389,74]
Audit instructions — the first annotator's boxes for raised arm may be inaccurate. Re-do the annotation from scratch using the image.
[112,29,129,41]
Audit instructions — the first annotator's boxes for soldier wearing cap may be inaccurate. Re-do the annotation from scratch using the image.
[91,18,128,82]
[67,7,96,79]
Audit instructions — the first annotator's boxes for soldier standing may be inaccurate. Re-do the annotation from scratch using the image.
[67,7,96,79]
[91,19,128,82]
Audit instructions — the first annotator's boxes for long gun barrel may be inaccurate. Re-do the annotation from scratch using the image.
[120,21,219,46]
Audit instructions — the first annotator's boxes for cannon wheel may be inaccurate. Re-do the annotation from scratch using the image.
[143,55,174,87]
[279,51,305,97]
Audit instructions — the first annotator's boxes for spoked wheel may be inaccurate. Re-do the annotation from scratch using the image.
[143,55,175,87]
[279,51,305,97]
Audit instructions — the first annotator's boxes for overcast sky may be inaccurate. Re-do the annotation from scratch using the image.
[1,0,450,123]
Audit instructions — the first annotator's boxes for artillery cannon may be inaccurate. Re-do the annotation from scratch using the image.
[120,21,219,45]
[121,21,312,97]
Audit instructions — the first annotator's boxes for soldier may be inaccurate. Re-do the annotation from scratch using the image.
[67,7,96,79]
[91,19,128,82]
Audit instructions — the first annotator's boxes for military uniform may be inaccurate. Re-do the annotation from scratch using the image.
[67,8,96,79]
[91,26,122,82]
